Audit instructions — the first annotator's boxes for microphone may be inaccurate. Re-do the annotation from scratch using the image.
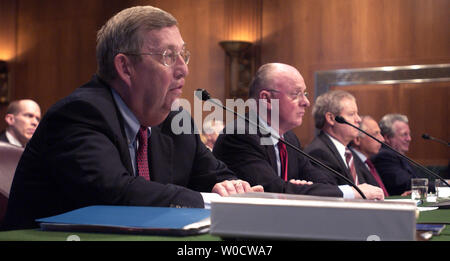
[335,115,449,188]
[196,89,367,199]
[422,133,450,147]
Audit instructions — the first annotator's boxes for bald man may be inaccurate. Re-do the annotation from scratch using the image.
[1,99,41,147]
[214,63,384,200]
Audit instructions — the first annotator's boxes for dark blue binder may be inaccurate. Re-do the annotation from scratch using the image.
[36,205,211,236]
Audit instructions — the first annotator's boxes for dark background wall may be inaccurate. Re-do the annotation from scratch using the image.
[0,0,448,165]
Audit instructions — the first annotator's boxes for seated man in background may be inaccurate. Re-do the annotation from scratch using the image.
[0,99,41,147]
[213,63,383,200]
[305,90,378,187]
[372,113,418,195]
[349,115,389,197]
[3,6,262,230]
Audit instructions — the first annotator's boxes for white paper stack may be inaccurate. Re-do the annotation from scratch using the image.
[210,193,417,241]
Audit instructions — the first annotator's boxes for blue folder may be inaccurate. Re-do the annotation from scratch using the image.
[36,205,211,236]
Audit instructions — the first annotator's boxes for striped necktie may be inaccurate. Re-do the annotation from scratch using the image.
[345,148,358,185]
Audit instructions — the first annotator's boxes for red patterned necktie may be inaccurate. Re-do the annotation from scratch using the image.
[345,148,358,185]
[136,126,150,180]
[365,159,389,197]
[278,142,288,181]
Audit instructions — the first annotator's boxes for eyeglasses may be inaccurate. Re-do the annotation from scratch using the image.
[122,47,190,67]
[264,89,309,101]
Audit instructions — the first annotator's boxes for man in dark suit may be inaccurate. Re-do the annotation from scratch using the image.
[305,90,381,189]
[349,115,389,197]
[3,6,262,230]
[213,63,384,199]
[372,114,418,195]
[1,99,41,147]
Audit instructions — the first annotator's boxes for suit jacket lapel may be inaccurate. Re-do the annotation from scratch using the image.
[265,143,278,175]
[98,78,134,175]
[149,126,173,184]
[318,131,353,180]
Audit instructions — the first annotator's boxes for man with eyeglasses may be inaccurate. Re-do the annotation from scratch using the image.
[213,63,383,200]
[371,114,419,195]
[3,6,262,230]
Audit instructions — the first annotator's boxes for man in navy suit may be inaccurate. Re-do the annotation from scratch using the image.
[372,114,418,195]
[213,63,383,200]
[304,90,384,200]
[3,6,262,230]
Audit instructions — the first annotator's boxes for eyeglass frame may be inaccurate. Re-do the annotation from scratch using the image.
[262,88,309,101]
[120,47,190,67]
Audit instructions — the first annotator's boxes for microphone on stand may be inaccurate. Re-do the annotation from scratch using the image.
[195,89,367,199]
[422,133,450,147]
[335,115,449,188]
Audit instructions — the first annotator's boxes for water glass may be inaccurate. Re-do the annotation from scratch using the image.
[411,178,428,202]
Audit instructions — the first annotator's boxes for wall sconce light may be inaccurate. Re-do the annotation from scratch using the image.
[219,40,254,99]
[0,60,9,104]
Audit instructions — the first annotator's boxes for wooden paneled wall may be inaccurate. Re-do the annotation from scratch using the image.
[0,0,448,165]
[261,0,450,165]
[337,82,449,165]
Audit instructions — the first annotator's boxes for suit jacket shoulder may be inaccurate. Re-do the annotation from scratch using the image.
[0,130,8,143]
[4,76,229,230]
[213,122,342,197]
[372,147,417,195]
[304,131,351,185]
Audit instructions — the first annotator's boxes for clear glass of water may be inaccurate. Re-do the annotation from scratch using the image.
[411,178,428,203]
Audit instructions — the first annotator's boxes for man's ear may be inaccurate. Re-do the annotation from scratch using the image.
[353,136,361,146]
[383,135,391,144]
[114,54,133,86]
[5,114,14,125]
[258,90,272,110]
[325,112,335,126]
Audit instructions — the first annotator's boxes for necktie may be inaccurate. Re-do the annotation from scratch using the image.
[365,159,389,197]
[278,141,288,181]
[344,148,358,185]
[136,126,150,180]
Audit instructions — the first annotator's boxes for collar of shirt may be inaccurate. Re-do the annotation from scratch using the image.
[5,130,23,147]
[257,116,280,146]
[111,88,151,175]
[325,132,349,168]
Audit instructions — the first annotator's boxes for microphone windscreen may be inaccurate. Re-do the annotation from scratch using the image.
[195,89,210,101]
[422,133,431,140]
[335,116,347,124]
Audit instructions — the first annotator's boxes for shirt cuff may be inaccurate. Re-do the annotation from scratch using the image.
[339,185,355,199]
[200,192,222,209]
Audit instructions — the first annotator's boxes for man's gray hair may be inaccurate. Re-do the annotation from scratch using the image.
[379,113,409,138]
[96,6,178,82]
[312,90,356,129]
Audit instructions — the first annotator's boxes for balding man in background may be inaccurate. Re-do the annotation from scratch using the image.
[0,99,41,147]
